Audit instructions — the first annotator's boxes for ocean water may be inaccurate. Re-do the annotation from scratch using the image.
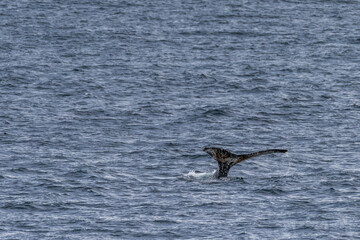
[1,0,359,239]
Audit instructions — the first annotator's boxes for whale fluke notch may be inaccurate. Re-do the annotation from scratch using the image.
[203,147,287,178]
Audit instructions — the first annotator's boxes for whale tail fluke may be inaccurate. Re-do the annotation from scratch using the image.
[203,147,287,178]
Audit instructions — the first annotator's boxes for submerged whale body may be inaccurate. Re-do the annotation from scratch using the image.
[203,147,287,178]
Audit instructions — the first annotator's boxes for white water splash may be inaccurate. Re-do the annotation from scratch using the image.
[184,170,217,180]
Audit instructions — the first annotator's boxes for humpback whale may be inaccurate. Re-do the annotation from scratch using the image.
[203,147,287,178]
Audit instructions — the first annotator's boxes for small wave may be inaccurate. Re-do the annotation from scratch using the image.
[203,108,229,117]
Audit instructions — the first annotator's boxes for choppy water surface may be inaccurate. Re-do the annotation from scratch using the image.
[1,0,359,239]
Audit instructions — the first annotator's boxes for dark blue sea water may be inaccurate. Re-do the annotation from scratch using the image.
[1,1,359,239]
